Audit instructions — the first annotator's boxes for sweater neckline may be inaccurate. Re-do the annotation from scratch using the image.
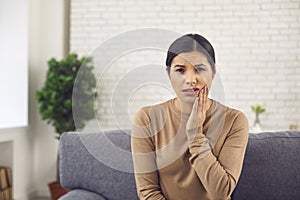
[170,97,215,119]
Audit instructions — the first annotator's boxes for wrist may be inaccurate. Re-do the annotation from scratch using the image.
[186,126,204,144]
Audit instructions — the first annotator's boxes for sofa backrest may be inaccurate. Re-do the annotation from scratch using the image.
[60,130,300,200]
[232,131,300,200]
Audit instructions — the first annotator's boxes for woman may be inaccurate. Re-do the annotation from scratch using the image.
[131,34,249,200]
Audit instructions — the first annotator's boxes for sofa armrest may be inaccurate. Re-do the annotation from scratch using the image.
[59,130,138,200]
[58,189,106,200]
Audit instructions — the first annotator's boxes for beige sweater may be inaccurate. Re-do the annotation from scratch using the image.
[131,98,249,200]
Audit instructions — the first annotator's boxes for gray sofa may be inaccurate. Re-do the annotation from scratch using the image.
[59,130,300,200]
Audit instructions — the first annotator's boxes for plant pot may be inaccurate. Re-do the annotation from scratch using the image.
[48,181,70,200]
[253,113,262,132]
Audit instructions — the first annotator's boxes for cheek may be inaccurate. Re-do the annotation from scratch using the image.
[169,72,179,83]
[169,75,183,91]
[199,73,213,84]
[170,78,179,89]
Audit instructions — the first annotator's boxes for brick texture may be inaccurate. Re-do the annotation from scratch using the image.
[70,0,300,131]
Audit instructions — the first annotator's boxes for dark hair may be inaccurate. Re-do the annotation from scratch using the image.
[166,34,215,73]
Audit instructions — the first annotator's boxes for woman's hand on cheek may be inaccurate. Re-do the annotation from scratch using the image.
[186,85,209,131]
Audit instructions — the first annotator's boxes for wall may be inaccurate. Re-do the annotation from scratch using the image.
[0,0,28,129]
[0,0,66,199]
[29,0,66,197]
[0,0,33,200]
[71,0,300,131]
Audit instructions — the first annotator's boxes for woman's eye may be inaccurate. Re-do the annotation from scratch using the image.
[196,67,205,73]
[175,68,185,73]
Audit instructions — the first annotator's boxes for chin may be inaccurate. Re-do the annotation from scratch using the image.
[179,95,196,104]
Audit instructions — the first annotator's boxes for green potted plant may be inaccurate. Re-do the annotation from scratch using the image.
[36,53,97,200]
[251,104,266,132]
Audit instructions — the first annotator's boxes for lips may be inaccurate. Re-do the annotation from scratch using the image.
[182,87,199,96]
[182,88,199,92]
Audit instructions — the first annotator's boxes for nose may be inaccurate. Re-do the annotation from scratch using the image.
[185,70,197,86]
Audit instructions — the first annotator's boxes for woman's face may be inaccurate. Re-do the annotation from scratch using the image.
[169,51,216,104]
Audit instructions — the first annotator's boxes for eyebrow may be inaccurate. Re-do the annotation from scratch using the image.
[173,64,206,68]
[173,64,186,68]
[195,64,206,68]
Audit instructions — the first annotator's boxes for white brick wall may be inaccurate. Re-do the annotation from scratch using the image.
[71,0,300,131]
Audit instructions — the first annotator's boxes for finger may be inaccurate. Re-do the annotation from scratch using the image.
[199,87,204,112]
[203,87,206,110]
[195,89,200,97]
[204,86,208,107]
[191,97,200,125]
[206,85,209,98]
[192,96,199,114]
[202,87,205,110]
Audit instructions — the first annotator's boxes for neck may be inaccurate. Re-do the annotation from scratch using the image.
[174,98,212,114]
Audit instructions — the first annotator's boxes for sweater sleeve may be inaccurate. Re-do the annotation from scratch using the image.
[187,112,249,200]
[131,108,167,200]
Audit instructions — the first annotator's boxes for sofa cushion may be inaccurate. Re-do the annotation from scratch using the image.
[232,131,300,200]
[59,129,139,200]
[58,189,106,200]
[60,130,300,200]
